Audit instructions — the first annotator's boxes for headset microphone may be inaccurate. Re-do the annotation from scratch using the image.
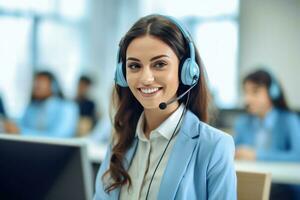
[159,80,198,110]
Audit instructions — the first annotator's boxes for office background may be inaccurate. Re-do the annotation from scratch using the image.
[0,0,299,120]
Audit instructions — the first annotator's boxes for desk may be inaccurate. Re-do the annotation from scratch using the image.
[87,142,300,185]
[235,161,300,185]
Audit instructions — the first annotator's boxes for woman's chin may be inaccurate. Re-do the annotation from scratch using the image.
[140,102,160,110]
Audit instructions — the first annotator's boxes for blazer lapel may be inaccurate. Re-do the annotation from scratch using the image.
[109,137,139,200]
[158,111,200,200]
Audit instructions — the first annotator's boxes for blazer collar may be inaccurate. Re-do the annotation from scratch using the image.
[157,110,200,199]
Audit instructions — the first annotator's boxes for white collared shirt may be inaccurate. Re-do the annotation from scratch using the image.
[120,104,185,200]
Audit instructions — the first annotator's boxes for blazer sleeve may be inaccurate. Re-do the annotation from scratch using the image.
[207,134,237,200]
[94,144,112,200]
[257,113,300,161]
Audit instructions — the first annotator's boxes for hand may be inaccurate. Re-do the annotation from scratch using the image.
[3,120,20,134]
[235,146,256,161]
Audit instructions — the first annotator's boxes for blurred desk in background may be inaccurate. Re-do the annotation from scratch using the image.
[235,161,300,185]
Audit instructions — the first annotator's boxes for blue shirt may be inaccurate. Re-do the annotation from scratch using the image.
[234,108,300,161]
[94,110,237,200]
[19,97,79,138]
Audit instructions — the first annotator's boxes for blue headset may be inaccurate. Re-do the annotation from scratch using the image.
[269,74,280,100]
[114,15,200,87]
[51,79,59,95]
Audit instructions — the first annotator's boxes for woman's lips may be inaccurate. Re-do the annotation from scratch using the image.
[138,87,162,97]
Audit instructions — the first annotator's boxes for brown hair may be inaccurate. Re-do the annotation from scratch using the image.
[103,14,210,192]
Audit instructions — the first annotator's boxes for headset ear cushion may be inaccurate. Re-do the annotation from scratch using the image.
[51,81,59,95]
[115,62,128,87]
[269,81,280,100]
[181,58,200,85]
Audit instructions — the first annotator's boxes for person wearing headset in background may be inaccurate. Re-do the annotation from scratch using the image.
[234,69,300,200]
[4,71,79,138]
[94,14,236,200]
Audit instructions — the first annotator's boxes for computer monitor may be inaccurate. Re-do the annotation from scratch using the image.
[0,135,93,200]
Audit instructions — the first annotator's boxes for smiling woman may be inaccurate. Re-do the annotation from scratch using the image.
[94,14,237,200]
[126,35,180,112]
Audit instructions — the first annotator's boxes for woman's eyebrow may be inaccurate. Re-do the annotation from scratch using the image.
[126,55,169,62]
[126,57,140,62]
[150,55,169,61]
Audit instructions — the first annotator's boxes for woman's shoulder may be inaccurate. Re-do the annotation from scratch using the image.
[199,120,234,149]
[184,110,234,149]
[187,114,235,165]
[276,108,299,118]
[275,109,300,125]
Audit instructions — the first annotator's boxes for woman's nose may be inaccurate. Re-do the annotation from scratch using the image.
[244,93,253,105]
[140,68,154,84]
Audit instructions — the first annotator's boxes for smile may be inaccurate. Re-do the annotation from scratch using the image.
[138,87,162,96]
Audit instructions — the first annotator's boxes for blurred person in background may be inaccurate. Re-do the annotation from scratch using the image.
[4,71,79,138]
[234,68,300,200]
[75,75,98,136]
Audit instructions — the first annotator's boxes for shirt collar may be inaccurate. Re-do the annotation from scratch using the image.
[136,104,185,141]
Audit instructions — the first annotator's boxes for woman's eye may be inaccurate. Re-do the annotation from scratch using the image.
[153,61,167,69]
[127,63,140,70]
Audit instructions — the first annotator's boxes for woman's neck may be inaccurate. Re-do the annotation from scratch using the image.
[143,102,180,138]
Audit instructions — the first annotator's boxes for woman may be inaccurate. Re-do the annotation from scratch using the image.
[94,14,236,200]
[234,69,300,161]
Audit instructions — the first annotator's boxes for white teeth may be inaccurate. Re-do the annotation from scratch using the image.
[140,88,159,94]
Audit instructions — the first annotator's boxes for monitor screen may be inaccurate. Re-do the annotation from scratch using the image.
[0,135,93,200]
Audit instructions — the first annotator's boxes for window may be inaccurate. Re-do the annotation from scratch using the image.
[0,0,88,118]
[0,17,32,117]
[37,20,84,98]
[0,0,55,14]
[196,21,238,107]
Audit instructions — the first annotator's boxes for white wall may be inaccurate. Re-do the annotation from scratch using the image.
[239,0,300,109]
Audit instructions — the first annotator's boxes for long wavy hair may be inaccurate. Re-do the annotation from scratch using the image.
[102,14,210,192]
[243,69,289,110]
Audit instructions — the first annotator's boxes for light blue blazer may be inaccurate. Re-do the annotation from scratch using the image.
[234,108,300,161]
[94,110,237,200]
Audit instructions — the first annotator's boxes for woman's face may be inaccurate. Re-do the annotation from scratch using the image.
[243,81,272,116]
[33,75,52,100]
[125,35,180,110]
